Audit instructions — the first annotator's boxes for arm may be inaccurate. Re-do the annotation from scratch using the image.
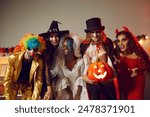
[31,59,43,100]
[43,64,53,100]
[3,56,14,99]
[74,85,82,100]
[82,54,96,84]
[74,62,85,100]
[43,85,52,100]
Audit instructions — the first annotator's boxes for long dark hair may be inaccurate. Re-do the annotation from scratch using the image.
[116,29,150,70]
[43,36,59,67]
[116,31,140,56]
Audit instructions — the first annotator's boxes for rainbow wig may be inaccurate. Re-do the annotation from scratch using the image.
[15,34,46,54]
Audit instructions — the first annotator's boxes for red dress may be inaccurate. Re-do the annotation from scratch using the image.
[118,57,145,100]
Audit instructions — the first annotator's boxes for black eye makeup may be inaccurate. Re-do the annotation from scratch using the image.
[121,38,127,42]
[33,48,38,52]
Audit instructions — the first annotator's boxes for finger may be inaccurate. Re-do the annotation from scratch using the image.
[44,95,48,100]
[113,55,119,62]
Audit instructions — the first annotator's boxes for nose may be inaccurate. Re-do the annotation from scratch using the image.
[118,40,122,45]
[92,32,97,37]
[52,36,58,41]
[30,50,34,56]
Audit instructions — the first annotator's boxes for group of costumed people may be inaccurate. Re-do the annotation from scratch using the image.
[3,17,150,100]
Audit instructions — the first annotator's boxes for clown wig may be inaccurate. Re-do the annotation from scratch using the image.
[14,34,46,54]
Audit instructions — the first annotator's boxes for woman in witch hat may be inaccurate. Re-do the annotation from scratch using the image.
[39,20,69,100]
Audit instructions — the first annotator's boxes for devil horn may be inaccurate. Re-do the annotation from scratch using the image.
[115,29,119,34]
[123,26,129,32]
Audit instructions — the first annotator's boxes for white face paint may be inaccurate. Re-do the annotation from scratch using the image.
[89,31,101,43]
[25,48,38,60]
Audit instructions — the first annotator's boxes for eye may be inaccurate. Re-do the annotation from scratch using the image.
[94,65,98,69]
[50,35,53,38]
[122,38,127,42]
[33,48,38,52]
[100,64,105,67]
[27,48,31,50]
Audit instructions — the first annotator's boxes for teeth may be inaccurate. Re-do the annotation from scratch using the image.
[120,45,124,49]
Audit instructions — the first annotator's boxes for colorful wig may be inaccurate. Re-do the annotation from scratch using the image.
[14,34,46,54]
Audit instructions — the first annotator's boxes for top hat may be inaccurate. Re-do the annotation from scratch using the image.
[84,17,105,33]
[39,20,69,38]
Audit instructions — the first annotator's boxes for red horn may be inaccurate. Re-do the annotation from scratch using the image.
[122,26,129,32]
[115,29,119,34]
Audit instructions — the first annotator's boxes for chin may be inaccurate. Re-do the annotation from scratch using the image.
[52,43,59,46]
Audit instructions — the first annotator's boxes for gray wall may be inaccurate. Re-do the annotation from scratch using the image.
[0,0,150,47]
[0,0,150,99]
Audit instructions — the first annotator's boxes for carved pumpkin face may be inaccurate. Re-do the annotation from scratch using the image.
[87,62,113,82]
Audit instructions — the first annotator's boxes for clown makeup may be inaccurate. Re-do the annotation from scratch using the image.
[116,34,129,52]
[62,38,74,56]
[49,33,60,46]
[25,48,38,60]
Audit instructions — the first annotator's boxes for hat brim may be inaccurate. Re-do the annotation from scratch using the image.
[39,30,69,39]
[84,26,105,33]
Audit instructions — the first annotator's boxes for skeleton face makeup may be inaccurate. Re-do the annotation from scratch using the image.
[88,31,102,43]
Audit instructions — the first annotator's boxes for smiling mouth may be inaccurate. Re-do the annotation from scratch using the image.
[119,45,126,51]
[93,71,107,79]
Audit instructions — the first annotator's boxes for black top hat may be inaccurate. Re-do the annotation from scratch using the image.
[84,17,105,33]
[39,20,69,38]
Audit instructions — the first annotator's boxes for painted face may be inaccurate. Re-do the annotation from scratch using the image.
[62,39,74,55]
[117,34,129,52]
[26,48,38,60]
[49,33,60,46]
[88,31,102,43]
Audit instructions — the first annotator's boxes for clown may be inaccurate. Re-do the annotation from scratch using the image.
[3,34,46,100]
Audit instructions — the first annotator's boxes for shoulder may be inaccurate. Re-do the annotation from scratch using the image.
[34,54,43,64]
[7,51,24,65]
[77,57,84,65]
[9,51,23,60]
[105,38,113,45]
[80,39,90,56]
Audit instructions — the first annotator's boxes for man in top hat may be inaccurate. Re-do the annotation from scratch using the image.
[39,21,69,100]
[80,17,120,100]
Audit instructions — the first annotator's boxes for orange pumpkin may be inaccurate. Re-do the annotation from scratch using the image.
[87,62,113,82]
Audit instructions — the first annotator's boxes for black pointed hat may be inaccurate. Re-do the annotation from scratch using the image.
[39,20,69,38]
[48,21,61,33]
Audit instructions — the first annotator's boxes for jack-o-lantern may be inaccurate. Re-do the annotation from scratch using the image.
[87,62,113,82]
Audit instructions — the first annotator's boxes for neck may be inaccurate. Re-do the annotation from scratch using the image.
[66,54,77,61]
[123,48,132,56]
